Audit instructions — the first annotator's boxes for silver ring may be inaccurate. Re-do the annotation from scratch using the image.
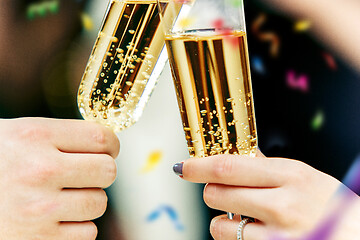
[237,218,253,240]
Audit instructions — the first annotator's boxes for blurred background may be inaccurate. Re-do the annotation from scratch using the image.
[0,0,359,239]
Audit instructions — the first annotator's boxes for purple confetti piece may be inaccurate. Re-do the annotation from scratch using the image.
[270,155,360,240]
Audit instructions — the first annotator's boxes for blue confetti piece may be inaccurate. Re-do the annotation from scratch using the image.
[146,205,185,231]
[342,154,360,195]
[146,209,162,222]
[251,56,266,75]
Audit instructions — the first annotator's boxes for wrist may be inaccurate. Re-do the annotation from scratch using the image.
[331,195,360,240]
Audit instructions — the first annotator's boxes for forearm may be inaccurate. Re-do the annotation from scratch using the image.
[259,0,360,72]
[307,0,360,72]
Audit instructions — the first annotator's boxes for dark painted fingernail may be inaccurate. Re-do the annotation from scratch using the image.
[173,162,183,176]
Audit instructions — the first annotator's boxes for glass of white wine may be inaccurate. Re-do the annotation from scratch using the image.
[77,0,173,131]
[158,0,258,219]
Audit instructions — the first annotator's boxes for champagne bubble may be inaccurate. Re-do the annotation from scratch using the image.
[111,36,119,42]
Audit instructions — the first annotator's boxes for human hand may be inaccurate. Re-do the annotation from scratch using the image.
[0,117,119,240]
[255,0,360,72]
[174,152,359,239]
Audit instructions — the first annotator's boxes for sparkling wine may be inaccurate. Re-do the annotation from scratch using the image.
[166,30,257,157]
[77,0,167,131]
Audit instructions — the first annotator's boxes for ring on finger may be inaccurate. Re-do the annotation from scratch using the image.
[237,217,254,240]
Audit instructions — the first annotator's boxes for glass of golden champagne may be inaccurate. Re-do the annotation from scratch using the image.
[78,0,176,131]
[158,0,258,219]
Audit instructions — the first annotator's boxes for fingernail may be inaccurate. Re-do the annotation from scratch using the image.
[173,162,183,176]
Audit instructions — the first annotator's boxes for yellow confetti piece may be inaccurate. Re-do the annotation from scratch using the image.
[178,17,195,28]
[81,12,94,31]
[294,20,312,32]
[140,150,163,173]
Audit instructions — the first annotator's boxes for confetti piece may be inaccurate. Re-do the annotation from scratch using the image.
[311,110,324,131]
[146,205,185,231]
[26,0,59,20]
[174,0,193,3]
[178,17,195,28]
[294,20,312,32]
[251,56,266,75]
[286,70,309,93]
[272,155,360,240]
[47,1,59,14]
[81,12,94,31]
[322,52,338,71]
[212,18,239,48]
[343,154,360,195]
[140,150,163,173]
[226,0,243,7]
[271,190,353,240]
[298,156,360,239]
[251,13,280,57]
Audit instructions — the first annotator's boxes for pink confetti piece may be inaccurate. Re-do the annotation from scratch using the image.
[212,18,240,48]
[174,0,193,3]
[286,70,309,93]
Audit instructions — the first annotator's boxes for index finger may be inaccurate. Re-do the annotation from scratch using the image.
[48,119,120,158]
[182,154,292,187]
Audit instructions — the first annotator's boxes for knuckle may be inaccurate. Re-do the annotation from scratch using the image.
[90,125,108,150]
[104,157,117,188]
[17,120,50,142]
[212,156,235,179]
[263,201,284,224]
[112,136,120,158]
[23,160,58,186]
[22,199,56,218]
[93,125,109,145]
[288,160,310,183]
[264,195,297,226]
[36,163,58,181]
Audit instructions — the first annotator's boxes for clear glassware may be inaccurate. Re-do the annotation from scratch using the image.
[77,0,169,131]
[159,0,257,158]
[158,0,258,219]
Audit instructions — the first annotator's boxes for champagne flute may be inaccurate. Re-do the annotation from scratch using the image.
[77,0,173,131]
[158,0,258,219]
